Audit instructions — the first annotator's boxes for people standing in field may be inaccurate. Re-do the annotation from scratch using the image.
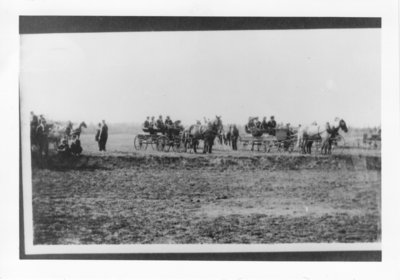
[95,123,101,151]
[99,120,108,152]
[30,111,39,143]
[267,116,277,135]
[231,124,239,151]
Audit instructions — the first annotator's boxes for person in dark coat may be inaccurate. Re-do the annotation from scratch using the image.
[57,138,70,156]
[156,115,165,133]
[95,123,101,151]
[231,125,239,151]
[143,117,150,129]
[30,111,39,145]
[70,135,83,156]
[261,117,268,130]
[165,116,173,127]
[99,120,108,152]
[267,116,277,135]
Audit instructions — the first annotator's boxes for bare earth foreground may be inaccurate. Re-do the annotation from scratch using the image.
[31,150,381,244]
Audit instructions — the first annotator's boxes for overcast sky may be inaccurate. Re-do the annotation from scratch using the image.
[20,29,380,127]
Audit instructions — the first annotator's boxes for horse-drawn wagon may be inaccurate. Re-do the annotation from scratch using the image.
[239,127,297,153]
[362,130,381,149]
[134,127,186,152]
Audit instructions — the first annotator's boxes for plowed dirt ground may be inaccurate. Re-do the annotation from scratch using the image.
[31,148,380,244]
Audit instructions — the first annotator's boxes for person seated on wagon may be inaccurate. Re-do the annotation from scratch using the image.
[149,116,156,128]
[143,116,150,128]
[156,115,165,134]
[261,117,268,130]
[255,118,262,129]
[148,116,157,134]
[174,120,184,131]
[165,116,173,128]
[248,117,258,128]
[267,116,277,128]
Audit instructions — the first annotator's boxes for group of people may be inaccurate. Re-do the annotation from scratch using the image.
[247,116,277,135]
[224,125,240,150]
[30,111,48,141]
[143,115,183,135]
[57,135,83,156]
[95,120,109,152]
[30,111,83,156]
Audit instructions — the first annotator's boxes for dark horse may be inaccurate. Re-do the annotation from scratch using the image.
[71,121,87,139]
[187,116,223,153]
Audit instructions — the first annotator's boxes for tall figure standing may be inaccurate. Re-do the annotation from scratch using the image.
[231,125,239,151]
[95,123,101,151]
[99,120,108,152]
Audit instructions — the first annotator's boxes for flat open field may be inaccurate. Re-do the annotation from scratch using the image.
[31,135,381,244]
[77,133,381,157]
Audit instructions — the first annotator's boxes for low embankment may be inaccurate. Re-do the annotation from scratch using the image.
[33,153,381,171]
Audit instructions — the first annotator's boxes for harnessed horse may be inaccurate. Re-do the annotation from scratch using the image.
[296,118,348,154]
[71,122,87,139]
[187,116,223,153]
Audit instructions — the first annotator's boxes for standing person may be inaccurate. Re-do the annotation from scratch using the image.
[267,116,277,135]
[99,120,108,152]
[65,121,73,137]
[30,111,39,144]
[231,124,239,151]
[95,123,101,151]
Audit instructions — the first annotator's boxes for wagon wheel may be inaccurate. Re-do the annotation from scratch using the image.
[331,135,346,154]
[134,135,145,150]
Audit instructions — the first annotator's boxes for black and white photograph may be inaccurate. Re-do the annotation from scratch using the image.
[19,16,384,258]
[0,0,399,278]
[16,15,389,264]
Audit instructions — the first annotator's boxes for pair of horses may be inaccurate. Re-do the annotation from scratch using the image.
[296,118,348,154]
[184,116,223,153]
